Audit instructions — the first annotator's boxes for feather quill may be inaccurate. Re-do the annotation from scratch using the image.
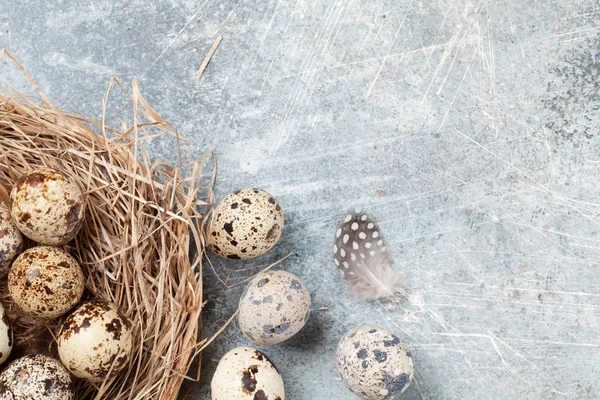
[333,212,405,300]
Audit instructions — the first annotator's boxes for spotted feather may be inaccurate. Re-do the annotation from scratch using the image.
[333,212,405,300]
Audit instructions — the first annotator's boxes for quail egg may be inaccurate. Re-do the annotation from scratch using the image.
[58,299,133,382]
[211,346,284,400]
[238,270,310,345]
[336,325,414,399]
[207,188,284,260]
[0,303,12,365]
[0,354,74,399]
[10,167,85,245]
[0,202,23,276]
[8,246,85,319]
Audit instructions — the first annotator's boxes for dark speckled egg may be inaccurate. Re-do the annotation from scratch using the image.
[57,299,133,382]
[211,347,284,400]
[8,246,85,319]
[207,188,284,260]
[0,202,23,276]
[10,167,85,246]
[0,303,12,365]
[336,325,413,400]
[0,354,74,399]
[238,270,311,345]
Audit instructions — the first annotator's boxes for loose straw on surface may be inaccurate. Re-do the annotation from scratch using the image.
[0,49,214,400]
[196,35,223,79]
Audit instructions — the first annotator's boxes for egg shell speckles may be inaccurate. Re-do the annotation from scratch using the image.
[211,346,284,400]
[0,203,23,276]
[238,270,311,346]
[0,354,74,400]
[0,303,12,365]
[336,325,414,400]
[58,299,133,382]
[8,246,85,319]
[208,188,284,260]
[10,167,85,245]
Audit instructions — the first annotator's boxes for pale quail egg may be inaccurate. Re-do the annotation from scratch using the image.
[10,167,85,245]
[58,299,133,382]
[238,270,311,345]
[0,303,12,365]
[336,325,414,399]
[0,354,74,399]
[207,188,284,260]
[211,346,284,400]
[0,202,23,276]
[9,246,85,319]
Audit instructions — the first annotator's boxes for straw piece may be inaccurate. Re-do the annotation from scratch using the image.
[196,35,223,79]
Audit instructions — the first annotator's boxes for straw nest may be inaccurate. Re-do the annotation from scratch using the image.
[0,50,214,399]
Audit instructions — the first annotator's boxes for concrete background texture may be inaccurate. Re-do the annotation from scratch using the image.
[1,1,600,399]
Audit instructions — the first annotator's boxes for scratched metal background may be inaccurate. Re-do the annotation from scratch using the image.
[1,0,600,399]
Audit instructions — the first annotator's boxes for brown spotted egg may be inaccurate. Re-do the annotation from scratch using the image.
[0,303,12,365]
[58,299,133,382]
[0,354,74,399]
[211,346,284,400]
[207,188,284,260]
[238,270,311,345]
[0,202,24,276]
[10,167,85,245]
[8,246,85,319]
[336,325,414,400]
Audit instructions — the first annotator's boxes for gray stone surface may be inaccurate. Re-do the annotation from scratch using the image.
[2,1,600,399]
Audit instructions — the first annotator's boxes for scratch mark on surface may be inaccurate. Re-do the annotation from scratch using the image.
[143,3,208,77]
[367,14,406,97]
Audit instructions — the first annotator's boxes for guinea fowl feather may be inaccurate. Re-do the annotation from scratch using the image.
[333,212,405,300]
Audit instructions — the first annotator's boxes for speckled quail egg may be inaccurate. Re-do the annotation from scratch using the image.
[8,246,85,319]
[211,346,284,400]
[10,167,85,245]
[238,270,310,345]
[0,354,74,399]
[0,303,12,365]
[207,188,284,260]
[58,299,133,382]
[0,202,24,276]
[336,325,414,400]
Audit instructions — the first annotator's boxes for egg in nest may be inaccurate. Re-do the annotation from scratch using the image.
[207,188,284,260]
[211,346,284,400]
[238,270,311,345]
[0,303,12,365]
[336,325,413,399]
[8,246,85,319]
[58,299,133,382]
[0,202,23,276]
[10,167,85,245]
[0,354,74,399]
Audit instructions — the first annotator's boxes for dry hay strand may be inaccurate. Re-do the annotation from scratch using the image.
[0,49,214,399]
